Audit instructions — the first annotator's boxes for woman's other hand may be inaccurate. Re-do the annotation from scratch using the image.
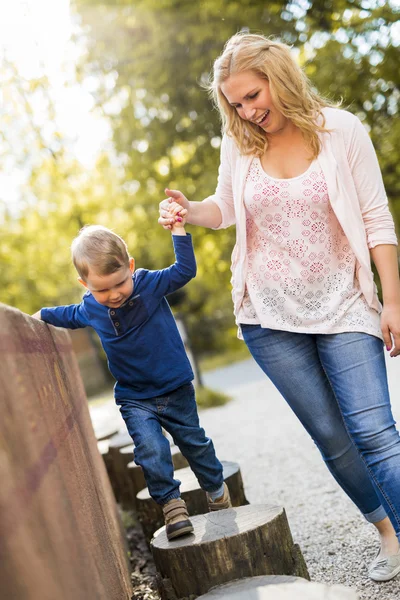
[159,188,190,230]
[381,303,400,358]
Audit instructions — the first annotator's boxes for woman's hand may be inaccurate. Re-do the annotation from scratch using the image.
[381,303,400,357]
[158,188,190,230]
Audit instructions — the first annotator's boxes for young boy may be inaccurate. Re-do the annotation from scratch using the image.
[32,204,231,540]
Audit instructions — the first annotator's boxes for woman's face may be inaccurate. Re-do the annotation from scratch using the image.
[220,70,290,135]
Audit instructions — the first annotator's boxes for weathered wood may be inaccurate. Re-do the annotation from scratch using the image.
[137,461,248,544]
[151,505,309,600]
[197,576,358,599]
[107,431,133,501]
[114,444,135,509]
[0,306,132,600]
[97,439,112,475]
[127,446,189,510]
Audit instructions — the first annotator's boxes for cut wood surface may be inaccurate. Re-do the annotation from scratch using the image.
[137,460,248,543]
[151,504,309,599]
[196,576,358,599]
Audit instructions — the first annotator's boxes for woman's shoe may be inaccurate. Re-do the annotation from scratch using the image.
[368,549,400,581]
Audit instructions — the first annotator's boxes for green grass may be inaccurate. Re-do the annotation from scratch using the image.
[198,345,251,373]
[195,385,231,409]
[88,386,115,406]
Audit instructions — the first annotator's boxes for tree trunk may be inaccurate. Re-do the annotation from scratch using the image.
[196,575,358,599]
[137,461,248,544]
[151,505,309,600]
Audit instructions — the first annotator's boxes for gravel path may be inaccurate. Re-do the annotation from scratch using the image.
[199,355,400,600]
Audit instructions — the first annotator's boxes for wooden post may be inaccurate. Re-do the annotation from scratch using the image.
[137,461,248,544]
[115,444,135,510]
[107,431,133,502]
[151,505,309,600]
[97,439,113,481]
[196,576,358,599]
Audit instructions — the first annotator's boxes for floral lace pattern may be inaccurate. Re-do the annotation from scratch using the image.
[237,158,382,339]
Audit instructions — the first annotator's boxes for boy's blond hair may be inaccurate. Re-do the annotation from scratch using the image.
[71,225,130,281]
[208,32,337,158]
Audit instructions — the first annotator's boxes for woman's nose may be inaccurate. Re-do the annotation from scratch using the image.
[244,106,256,120]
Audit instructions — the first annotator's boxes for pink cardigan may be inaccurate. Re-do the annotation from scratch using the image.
[206,108,398,330]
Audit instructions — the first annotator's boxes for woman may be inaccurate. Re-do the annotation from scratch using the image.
[158,33,400,581]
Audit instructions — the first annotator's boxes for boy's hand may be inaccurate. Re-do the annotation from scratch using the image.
[31,311,42,320]
[159,189,190,230]
[168,202,188,234]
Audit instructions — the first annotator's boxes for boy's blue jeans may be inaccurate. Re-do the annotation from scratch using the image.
[117,382,224,505]
[241,325,400,541]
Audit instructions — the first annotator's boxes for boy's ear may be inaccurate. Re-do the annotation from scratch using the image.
[78,277,89,289]
[129,257,135,273]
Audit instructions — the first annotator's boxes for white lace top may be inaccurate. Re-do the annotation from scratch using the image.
[237,157,383,339]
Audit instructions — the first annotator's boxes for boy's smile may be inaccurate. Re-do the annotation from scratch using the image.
[79,258,135,308]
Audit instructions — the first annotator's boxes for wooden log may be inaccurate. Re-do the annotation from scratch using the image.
[137,461,248,544]
[97,439,112,476]
[115,444,135,510]
[151,505,310,600]
[197,576,358,599]
[107,431,133,501]
[127,446,189,510]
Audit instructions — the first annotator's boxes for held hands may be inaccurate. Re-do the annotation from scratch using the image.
[158,188,190,230]
[169,201,188,232]
[381,303,400,358]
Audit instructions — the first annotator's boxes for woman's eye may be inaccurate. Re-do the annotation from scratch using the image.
[249,92,259,99]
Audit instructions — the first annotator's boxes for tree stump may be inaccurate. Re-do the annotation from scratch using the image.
[97,439,113,479]
[107,431,133,501]
[151,505,309,600]
[114,444,135,509]
[197,576,358,599]
[137,461,248,544]
[127,446,190,510]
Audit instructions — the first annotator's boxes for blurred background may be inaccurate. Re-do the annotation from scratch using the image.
[1,0,399,396]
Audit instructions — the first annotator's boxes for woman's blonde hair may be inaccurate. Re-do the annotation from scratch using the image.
[71,225,130,281]
[208,33,337,157]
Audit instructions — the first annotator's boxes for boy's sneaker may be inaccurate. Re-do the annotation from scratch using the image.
[162,498,194,541]
[207,482,232,511]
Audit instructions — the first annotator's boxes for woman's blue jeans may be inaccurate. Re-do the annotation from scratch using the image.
[117,382,224,505]
[241,325,400,540]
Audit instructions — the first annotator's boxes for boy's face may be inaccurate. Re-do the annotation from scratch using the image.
[79,258,135,309]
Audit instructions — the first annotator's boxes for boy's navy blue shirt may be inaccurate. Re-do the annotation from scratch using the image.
[41,234,196,400]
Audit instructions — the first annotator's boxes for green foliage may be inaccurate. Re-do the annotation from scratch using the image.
[195,385,231,409]
[1,0,399,355]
